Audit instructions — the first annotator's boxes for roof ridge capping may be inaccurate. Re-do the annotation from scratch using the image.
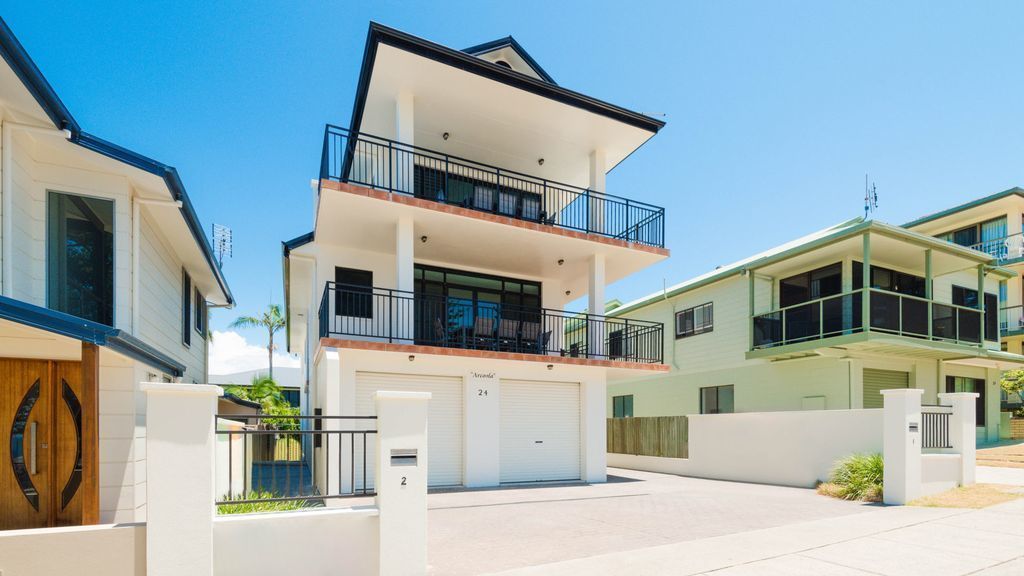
[902,186,1024,228]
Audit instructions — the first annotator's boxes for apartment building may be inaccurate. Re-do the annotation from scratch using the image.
[283,23,670,489]
[0,18,233,529]
[607,217,1024,442]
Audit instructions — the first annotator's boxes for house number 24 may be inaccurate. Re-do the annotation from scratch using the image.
[478,389,488,396]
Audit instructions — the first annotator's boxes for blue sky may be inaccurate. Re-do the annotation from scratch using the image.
[5,1,1024,353]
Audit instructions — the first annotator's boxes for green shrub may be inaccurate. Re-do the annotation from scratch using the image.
[822,453,883,502]
[217,491,313,515]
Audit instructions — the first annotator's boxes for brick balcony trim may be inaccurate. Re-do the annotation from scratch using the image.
[320,337,671,372]
[320,179,670,257]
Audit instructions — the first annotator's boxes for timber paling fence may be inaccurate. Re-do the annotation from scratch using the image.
[607,415,688,458]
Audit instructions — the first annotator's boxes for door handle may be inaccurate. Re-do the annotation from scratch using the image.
[29,421,37,475]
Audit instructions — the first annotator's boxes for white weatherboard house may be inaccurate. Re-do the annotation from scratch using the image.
[607,216,1024,443]
[0,18,233,530]
[284,23,671,489]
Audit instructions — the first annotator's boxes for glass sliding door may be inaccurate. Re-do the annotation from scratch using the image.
[47,191,114,325]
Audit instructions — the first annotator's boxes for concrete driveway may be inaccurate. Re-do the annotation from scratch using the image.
[426,468,873,575]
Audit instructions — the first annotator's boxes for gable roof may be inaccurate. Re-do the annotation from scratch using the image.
[462,36,557,84]
[347,22,665,142]
[0,16,233,305]
[902,187,1024,229]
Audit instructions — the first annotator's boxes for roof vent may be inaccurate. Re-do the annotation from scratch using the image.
[493,60,513,69]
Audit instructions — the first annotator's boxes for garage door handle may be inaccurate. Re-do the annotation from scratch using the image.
[534,440,543,444]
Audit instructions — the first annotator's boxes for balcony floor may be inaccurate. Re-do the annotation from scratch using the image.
[746,331,1011,363]
[320,337,670,374]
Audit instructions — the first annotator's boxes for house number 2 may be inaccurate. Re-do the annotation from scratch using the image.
[478,389,488,396]
[401,476,407,486]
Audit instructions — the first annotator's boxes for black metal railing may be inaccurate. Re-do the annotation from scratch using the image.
[752,288,984,349]
[215,414,376,506]
[318,282,664,364]
[921,406,953,449]
[319,125,666,248]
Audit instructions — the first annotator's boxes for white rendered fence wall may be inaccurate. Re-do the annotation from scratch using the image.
[0,523,145,576]
[608,409,883,487]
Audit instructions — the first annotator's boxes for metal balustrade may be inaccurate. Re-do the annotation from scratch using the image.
[966,232,1024,263]
[1000,305,1024,334]
[215,414,376,506]
[319,125,666,247]
[318,282,664,364]
[752,288,985,349]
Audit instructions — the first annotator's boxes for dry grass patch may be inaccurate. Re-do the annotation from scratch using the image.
[817,482,881,502]
[910,483,1024,509]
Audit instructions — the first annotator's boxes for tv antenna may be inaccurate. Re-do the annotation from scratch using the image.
[212,223,233,266]
[864,175,878,218]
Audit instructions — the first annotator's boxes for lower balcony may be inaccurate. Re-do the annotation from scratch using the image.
[750,288,995,360]
[318,283,664,365]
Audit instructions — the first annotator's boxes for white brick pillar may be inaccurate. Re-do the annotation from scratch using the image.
[938,391,979,486]
[882,388,923,505]
[588,253,606,359]
[143,383,222,576]
[375,391,430,576]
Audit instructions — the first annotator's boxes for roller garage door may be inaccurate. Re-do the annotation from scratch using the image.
[862,368,909,409]
[500,380,580,483]
[355,372,464,488]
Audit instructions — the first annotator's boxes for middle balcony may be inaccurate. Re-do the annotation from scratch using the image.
[318,282,664,365]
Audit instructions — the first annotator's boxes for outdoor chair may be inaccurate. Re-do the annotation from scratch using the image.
[433,317,448,347]
[497,319,520,351]
[472,316,497,348]
[520,321,541,353]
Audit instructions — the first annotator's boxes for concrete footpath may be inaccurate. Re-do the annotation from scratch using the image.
[491,497,1024,576]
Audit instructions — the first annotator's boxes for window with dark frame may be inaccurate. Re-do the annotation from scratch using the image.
[676,302,713,338]
[194,287,206,338]
[945,376,986,426]
[612,395,634,418]
[47,191,115,325]
[182,269,191,347]
[700,385,735,414]
[952,285,998,341]
[335,267,374,318]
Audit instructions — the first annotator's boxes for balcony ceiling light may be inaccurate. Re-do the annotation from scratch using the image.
[442,132,450,141]
[537,158,545,166]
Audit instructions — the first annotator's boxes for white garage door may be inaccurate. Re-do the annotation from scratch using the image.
[355,372,463,488]
[500,380,580,483]
[863,368,909,409]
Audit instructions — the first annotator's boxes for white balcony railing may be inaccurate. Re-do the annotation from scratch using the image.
[966,233,1024,264]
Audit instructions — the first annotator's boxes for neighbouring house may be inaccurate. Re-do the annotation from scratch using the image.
[901,188,1024,412]
[283,22,670,490]
[209,366,303,406]
[0,18,233,529]
[606,216,1024,442]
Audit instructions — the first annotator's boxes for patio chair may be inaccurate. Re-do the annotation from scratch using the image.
[472,316,497,349]
[534,330,552,355]
[520,321,540,353]
[433,317,447,347]
[497,319,520,351]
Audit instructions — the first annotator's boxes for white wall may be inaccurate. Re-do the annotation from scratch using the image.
[213,507,380,576]
[920,453,961,497]
[138,209,207,381]
[609,408,883,488]
[0,523,145,576]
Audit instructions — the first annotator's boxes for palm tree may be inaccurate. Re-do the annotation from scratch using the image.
[229,304,286,379]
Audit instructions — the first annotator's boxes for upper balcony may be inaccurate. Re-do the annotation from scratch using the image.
[961,233,1024,265]
[319,125,666,248]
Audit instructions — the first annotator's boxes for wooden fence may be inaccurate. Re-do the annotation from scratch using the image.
[251,433,303,462]
[607,416,688,458]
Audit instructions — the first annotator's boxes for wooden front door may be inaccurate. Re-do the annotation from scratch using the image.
[0,359,86,530]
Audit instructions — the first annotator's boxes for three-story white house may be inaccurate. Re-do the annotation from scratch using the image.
[606,216,1024,443]
[283,23,670,490]
[0,18,233,529]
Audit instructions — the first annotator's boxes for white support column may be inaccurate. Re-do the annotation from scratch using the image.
[463,371,499,487]
[143,383,222,576]
[581,378,608,483]
[938,391,979,486]
[588,253,606,358]
[394,92,415,193]
[588,149,606,235]
[882,388,923,505]
[375,391,430,576]
[395,216,415,343]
